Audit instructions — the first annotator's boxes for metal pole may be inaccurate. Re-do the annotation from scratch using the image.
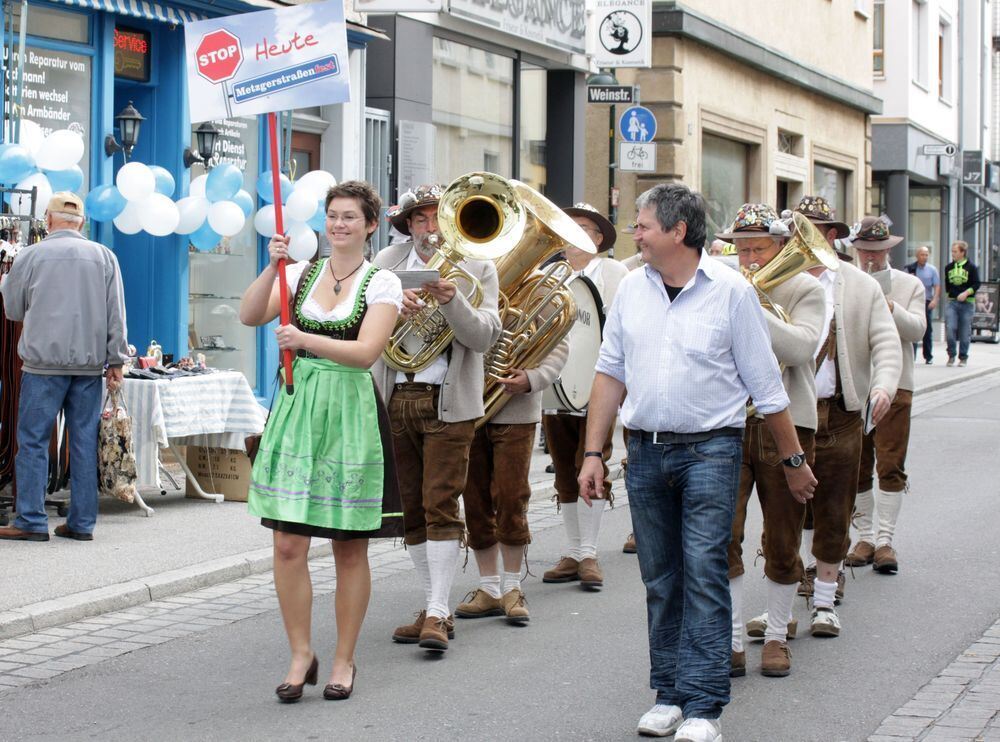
[608,102,616,226]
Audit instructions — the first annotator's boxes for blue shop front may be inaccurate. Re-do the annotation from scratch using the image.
[4,0,382,399]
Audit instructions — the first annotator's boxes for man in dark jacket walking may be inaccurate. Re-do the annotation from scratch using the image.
[944,240,981,367]
[0,192,129,542]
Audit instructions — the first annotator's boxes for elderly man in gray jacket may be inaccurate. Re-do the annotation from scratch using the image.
[0,192,129,542]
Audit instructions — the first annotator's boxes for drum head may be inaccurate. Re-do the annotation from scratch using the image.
[553,275,605,412]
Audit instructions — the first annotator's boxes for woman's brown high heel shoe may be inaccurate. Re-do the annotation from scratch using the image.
[275,655,318,703]
[323,664,357,701]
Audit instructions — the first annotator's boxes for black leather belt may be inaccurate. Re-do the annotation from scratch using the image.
[629,426,743,445]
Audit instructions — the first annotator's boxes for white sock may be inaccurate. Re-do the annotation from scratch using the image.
[479,574,502,599]
[561,502,582,560]
[877,490,904,547]
[501,571,521,595]
[801,529,816,570]
[764,579,798,643]
[577,499,607,560]
[854,489,876,544]
[426,539,460,619]
[729,575,744,652]
[408,542,432,606]
[813,579,837,610]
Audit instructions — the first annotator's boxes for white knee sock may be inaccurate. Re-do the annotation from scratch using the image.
[479,574,502,599]
[729,575,744,652]
[560,502,582,560]
[801,529,816,570]
[501,571,521,595]
[813,579,837,610]
[877,489,904,547]
[764,579,798,643]
[577,499,607,560]
[854,489,876,545]
[426,539,460,619]
[408,542,432,606]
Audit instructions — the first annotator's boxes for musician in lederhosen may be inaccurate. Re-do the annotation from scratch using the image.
[541,204,629,590]
[719,204,826,679]
[846,217,925,576]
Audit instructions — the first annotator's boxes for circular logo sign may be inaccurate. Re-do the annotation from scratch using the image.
[599,11,643,56]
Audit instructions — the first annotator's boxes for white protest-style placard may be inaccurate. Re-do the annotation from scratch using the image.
[619,141,656,172]
[184,1,351,123]
[353,0,443,11]
[590,0,652,68]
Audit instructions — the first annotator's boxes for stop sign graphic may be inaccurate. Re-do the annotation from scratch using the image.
[196,29,243,84]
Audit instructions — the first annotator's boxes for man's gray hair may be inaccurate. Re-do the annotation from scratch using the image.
[49,210,85,225]
[635,183,707,250]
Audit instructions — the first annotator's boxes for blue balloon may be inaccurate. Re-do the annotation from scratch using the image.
[43,165,84,193]
[85,184,128,222]
[206,163,243,203]
[149,166,176,198]
[0,143,37,184]
[256,170,293,204]
[189,221,221,251]
[231,189,254,218]
[307,201,327,232]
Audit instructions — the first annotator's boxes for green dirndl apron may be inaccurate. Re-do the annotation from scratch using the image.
[249,357,389,533]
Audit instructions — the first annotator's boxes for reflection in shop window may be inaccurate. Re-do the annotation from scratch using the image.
[813,163,848,223]
[701,133,749,240]
[908,186,944,266]
[519,65,547,194]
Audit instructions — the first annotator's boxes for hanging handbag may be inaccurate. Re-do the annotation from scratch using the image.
[98,388,138,504]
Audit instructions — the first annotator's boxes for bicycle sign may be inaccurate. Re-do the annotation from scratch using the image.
[619,141,656,172]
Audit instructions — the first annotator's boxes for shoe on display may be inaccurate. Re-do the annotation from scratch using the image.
[637,704,684,737]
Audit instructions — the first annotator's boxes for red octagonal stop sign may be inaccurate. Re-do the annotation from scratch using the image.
[196,29,243,84]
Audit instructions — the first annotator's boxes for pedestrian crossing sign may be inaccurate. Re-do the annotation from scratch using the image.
[619,106,656,143]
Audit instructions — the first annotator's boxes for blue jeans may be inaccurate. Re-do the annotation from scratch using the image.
[946,300,974,361]
[626,431,743,720]
[14,373,103,534]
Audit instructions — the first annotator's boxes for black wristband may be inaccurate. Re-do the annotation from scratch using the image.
[583,451,603,458]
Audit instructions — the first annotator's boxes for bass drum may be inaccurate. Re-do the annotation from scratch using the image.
[542,275,605,414]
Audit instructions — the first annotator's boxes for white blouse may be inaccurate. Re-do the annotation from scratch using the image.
[282,259,403,323]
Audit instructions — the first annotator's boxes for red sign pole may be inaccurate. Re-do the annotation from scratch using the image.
[267,111,294,394]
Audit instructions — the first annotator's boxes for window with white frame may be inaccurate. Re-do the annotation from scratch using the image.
[873,0,885,76]
[912,0,927,87]
[938,17,952,100]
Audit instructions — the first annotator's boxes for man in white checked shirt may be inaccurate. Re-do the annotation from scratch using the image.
[578,184,816,742]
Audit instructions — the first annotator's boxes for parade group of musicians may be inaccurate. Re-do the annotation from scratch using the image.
[241,175,934,742]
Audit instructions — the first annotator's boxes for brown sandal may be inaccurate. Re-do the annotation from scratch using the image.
[323,664,357,700]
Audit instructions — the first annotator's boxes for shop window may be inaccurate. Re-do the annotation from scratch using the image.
[519,65,547,194]
[11,4,89,44]
[701,133,750,240]
[813,162,848,223]
[432,38,513,182]
[908,186,944,265]
[873,0,885,76]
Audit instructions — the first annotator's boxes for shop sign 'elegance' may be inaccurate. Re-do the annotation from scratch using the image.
[589,0,652,68]
[448,0,586,55]
[352,0,443,11]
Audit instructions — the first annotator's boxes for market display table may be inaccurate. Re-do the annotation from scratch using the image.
[121,371,267,515]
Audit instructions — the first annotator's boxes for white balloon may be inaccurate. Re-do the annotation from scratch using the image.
[253,204,277,237]
[11,173,52,219]
[114,202,143,234]
[287,222,318,262]
[207,201,246,237]
[174,196,210,234]
[294,170,337,200]
[138,194,180,237]
[189,173,208,199]
[17,120,44,156]
[116,162,156,202]
[34,129,85,170]
[286,188,319,222]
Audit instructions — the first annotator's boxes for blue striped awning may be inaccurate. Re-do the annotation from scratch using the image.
[54,0,207,24]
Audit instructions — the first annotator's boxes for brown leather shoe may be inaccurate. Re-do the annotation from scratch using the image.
[873,544,899,574]
[0,525,49,541]
[797,566,815,598]
[578,557,604,591]
[392,610,454,643]
[455,589,503,619]
[501,588,530,626]
[761,640,791,677]
[542,556,580,583]
[54,524,93,541]
[845,540,875,566]
[622,533,637,554]
[730,650,746,678]
[418,615,451,651]
[275,655,318,703]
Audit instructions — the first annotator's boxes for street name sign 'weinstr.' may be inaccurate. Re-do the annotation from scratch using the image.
[588,85,634,104]
[184,1,351,122]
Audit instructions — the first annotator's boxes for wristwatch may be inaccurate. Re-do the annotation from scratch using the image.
[782,453,806,469]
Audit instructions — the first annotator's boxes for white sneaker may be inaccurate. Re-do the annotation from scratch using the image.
[637,704,684,737]
[675,717,723,742]
[745,611,798,640]
[811,606,841,637]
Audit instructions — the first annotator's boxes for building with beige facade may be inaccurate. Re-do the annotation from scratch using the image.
[584,0,881,260]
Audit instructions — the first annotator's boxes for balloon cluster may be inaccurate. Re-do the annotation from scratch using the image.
[252,169,335,262]
[0,121,84,219]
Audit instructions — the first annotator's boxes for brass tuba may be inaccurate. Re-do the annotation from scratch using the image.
[477,181,597,427]
[381,173,526,373]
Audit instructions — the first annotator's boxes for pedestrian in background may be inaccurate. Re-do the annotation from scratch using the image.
[240,181,404,703]
[944,240,980,367]
[905,245,941,364]
[0,192,129,543]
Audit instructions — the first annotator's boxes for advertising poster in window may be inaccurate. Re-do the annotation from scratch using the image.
[972,282,999,333]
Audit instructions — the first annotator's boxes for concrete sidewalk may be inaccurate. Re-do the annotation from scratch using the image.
[1,329,998,640]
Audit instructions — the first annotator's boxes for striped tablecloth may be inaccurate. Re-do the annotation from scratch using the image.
[121,371,267,488]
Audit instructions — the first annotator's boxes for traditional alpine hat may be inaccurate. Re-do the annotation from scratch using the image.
[386,183,445,236]
[562,202,616,252]
[793,195,851,240]
[715,203,789,241]
[850,215,903,250]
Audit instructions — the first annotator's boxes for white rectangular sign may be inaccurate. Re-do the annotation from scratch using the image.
[619,141,656,172]
[353,0,443,11]
[397,120,437,194]
[449,0,586,54]
[590,0,652,68]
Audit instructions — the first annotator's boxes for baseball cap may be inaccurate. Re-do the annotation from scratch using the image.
[46,191,85,218]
